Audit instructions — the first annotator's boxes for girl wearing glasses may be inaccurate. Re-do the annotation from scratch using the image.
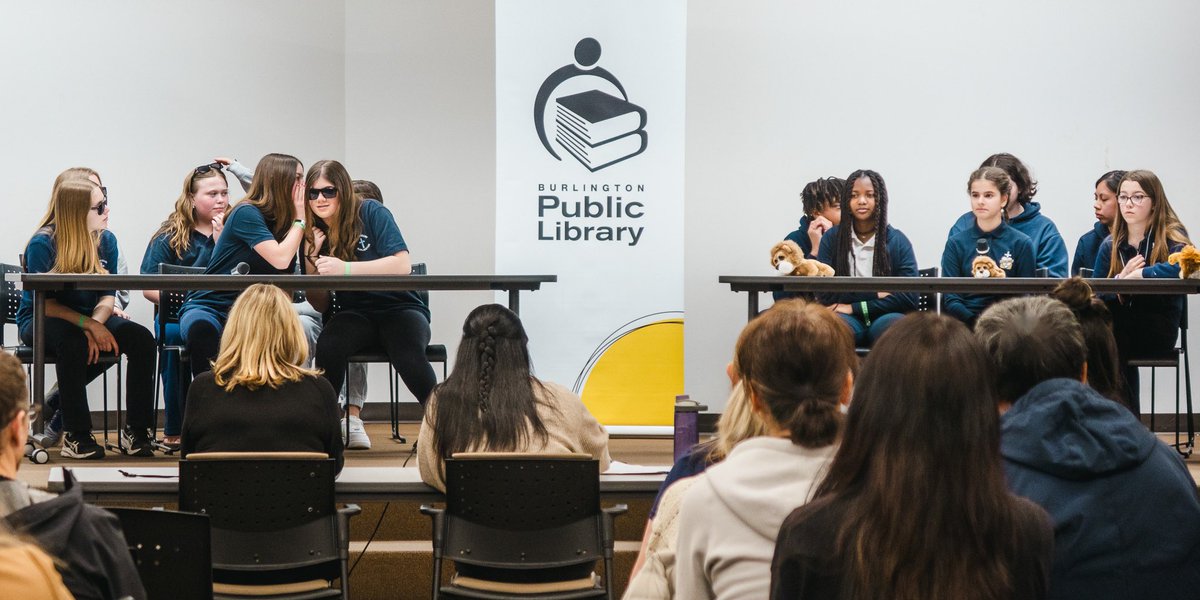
[1093,170,1191,413]
[941,166,1036,326]
[816,169,918,346]
[301,160,437,442]
[179,153,307,378]
[18,171,157,460]
[139,163,230,448]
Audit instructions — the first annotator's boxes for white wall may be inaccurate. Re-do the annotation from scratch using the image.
[3,0,1199,417]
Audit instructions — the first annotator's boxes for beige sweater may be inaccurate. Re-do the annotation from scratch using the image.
[418,380,612,491]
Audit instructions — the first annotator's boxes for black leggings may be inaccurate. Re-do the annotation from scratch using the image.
[314,309,437,406]
[21,315,156,433]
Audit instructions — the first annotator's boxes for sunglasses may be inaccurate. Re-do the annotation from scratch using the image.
[306,186,338,201]
[194,162,223,176]
[99,186,108,201]
[92,199,109,215]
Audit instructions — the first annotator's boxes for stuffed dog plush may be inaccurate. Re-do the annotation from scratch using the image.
[972,256,1006,278]
[1168,245,1200,279]
[770,240,834,277]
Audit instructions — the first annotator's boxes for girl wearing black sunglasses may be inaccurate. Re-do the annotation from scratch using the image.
[18,170,157,460]
[179,153,308,380]
[301,160,436,444]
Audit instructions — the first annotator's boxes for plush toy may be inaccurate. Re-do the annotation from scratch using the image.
[972,256,1006,278]
[1168,245,1200,280]
[770,240,835,277]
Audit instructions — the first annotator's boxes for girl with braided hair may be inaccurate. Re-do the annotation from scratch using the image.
[816,170,918,346]
[417,304,610,492]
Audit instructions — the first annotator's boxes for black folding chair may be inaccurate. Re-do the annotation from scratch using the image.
[1132,304,1194,457]
[179,452,360,599]
[152,263,206,451]
[109,507,213,600]
[420,453,627,599]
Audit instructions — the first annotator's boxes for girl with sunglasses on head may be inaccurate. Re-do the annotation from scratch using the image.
[816,169,918,347]
[301,161,437,448]
[18,171,158,460]
[1093,170,1191,414]
[941,166,1036,326]
[138,162,230,449]
[178,153,307,379]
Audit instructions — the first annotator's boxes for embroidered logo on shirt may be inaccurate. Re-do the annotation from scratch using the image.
[999,251,1014,271]
[356,235,371,253]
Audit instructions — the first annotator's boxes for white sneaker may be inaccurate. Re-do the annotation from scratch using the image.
[345,415,372,450]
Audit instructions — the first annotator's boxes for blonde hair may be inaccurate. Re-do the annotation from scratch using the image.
[36,180,107,275]
[211,284,320,391]
[155,167,227,258]
[708,383,770,463]
[36,167,101,230]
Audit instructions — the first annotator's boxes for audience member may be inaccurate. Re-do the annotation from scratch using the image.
[1051,277,1129,411]
[674,300,854,600]
[771,312,1053,599]
[0,351,145,600]
[418,304,610,492]
[181,283,344,473]
[976,296,1200,599]
[0,524,73,600]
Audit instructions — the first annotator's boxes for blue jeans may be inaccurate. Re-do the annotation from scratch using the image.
[154,316,186,436]
[179,304,226,377]
[838,312,904,347]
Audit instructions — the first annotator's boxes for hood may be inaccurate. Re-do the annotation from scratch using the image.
[699,437,835,540]
[1091,220,1109,238]
[1001,379,1154,479]
[797,214,812,230]
[1012,201,1044,224]
[3,470,85,557]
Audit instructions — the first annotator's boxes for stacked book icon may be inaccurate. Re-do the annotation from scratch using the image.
[555,90,648,172]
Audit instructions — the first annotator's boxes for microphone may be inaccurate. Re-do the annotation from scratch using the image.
[230,262,249,275]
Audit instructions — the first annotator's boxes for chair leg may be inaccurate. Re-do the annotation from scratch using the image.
[1179,335,1195,457]
[390,365,406,444]
[1149,367,1156,432]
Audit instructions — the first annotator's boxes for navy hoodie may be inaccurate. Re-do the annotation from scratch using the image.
[1071,220,1108,276]
[815,224,918,321]
[940,220,1035,323]
[1001,378,1200,600]
[1093,236,1185,330]
[950,201,1069,277]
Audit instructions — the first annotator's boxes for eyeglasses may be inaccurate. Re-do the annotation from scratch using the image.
[306,186,338,201]
[194,162,223,176]
[1117,194,1149,206]
[92,199,109,215]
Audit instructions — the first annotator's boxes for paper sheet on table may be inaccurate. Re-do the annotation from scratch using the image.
[604,460,672,475]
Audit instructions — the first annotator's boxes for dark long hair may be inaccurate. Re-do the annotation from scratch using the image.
[1095,170,1126,195]
[980,153,1037,205]
[304,160,362,261]
[805,313,1027,600]
[429,304,550,459]
[1052,277,1129,410]
[832,170,890,276]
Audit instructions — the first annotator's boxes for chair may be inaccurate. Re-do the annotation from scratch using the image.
[1,262,121,448]
[336,262,448,443]
[854,267,938,357]
[1131,304,1194,457]
[179,452,361,599]
[420,453,628,599]
[153,263,206,450]
[108,507,213,600]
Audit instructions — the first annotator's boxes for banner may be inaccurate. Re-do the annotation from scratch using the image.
[496,0,686,428]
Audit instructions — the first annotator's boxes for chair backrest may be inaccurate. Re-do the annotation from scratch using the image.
[108,507,213,600]
[179,454,341,580]
[156,264,205,335]
[442,455,602,573]
[917,267,938,313]
[0,263,22,344]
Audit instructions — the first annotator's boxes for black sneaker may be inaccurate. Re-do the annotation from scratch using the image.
[61,431,105,460]
[120,426,155,457]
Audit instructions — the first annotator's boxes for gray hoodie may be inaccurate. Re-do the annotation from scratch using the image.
[674,437,836,600]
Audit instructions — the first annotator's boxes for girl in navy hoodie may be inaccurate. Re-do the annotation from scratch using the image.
[1072,170,1125,275]
[942,167,1036,326]
[817,170,918,346]
[1093,169,1191,412]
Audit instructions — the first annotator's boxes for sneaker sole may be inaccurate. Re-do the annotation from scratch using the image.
[346,437,372,450]
[61,447,105,460]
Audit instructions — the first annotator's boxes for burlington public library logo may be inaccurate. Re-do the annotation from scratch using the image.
[533,38,648,172]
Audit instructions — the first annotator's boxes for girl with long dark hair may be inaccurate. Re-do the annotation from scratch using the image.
[417,304,609,492]
[771,313,1053,600]
[1072,170,1125,275]
[816,169,918,346]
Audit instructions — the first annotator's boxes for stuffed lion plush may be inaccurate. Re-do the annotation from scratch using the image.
[972,256,1006,278]
[1168,245,1200,280]
[770,240,834,277]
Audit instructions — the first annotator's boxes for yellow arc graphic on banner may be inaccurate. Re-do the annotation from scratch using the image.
[580,319,684,426]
